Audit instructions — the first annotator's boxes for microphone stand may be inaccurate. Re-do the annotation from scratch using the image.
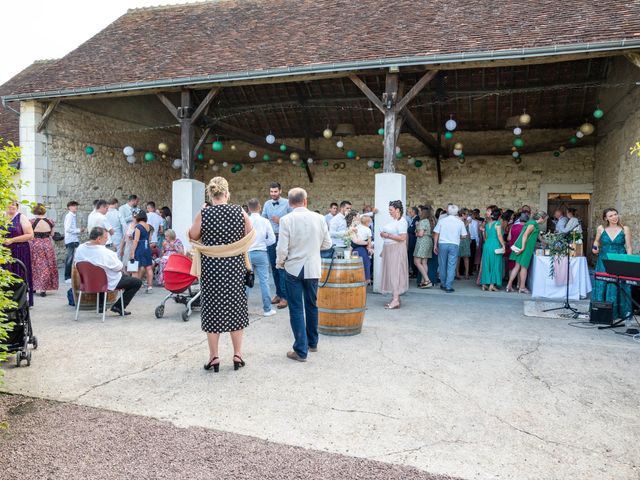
[543,233,582,318]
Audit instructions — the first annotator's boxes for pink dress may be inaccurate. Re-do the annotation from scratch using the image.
[29,217,59,292]
[155,239,184,286]
[507,223,524,271]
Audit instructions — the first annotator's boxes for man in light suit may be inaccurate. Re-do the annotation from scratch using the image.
[276,187,332,362]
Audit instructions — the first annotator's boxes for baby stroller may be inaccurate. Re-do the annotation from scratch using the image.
[154,254,200,322]
[1,259,37,367]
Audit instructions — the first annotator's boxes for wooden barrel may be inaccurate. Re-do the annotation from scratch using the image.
[72,265,119,310]
[318,257,367,336]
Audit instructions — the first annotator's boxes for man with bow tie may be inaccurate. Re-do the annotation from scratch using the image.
[263,182,293,309]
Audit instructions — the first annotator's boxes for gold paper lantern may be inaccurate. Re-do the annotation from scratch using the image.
[277,158,283,164]
[158,142,169,153]
[519,113,531,125]
[290,152,300,161]
[511,146,517,152]
[579,123,595,135]
[323,129,333,139]
[559,146,566,152]
[209,159,215,165]
[230,145,237,151]
[454,142,464,150]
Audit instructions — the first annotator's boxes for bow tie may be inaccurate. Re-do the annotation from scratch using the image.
[272,201,279,206]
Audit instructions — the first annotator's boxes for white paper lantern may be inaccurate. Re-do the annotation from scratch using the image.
[576,131,584,139]
[513,127,522,136]
[323,128,333,139]
[266,134,276,144]
[248,150,257,159]
[367,160,374,168]
[126,155,136,164]
[395,146,402,154]
[222,161,229,167]
[336,140,344,148]
[212,165,219,172]
[172,159,182,169]
[512,151,520,158]
[292,160,297,165]
[453,148,463,156]
[407,158,413,165]
[307,158,314,164]
[123,146,134,156]
[445,119,457,131]
[230,145,237,151]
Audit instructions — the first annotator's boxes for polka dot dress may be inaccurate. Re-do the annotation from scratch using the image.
[200,204,249,334]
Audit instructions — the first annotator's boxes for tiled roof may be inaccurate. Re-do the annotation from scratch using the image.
[3,0,640,99]
[0,60,58,144]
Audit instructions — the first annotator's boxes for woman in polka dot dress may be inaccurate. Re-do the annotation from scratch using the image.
[189,177,253,372]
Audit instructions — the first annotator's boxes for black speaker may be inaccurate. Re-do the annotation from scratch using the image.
[590,302,613,325]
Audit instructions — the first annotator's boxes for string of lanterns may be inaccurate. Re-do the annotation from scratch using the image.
[552,106,603,158]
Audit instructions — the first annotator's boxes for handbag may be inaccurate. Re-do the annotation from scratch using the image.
[244,252,254,288]
[319,247,337,288]
[52,232,64,242]
[494,247,505,254]
[126,259,139,272]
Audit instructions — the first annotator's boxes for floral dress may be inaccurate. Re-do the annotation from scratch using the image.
[155,238,184,286]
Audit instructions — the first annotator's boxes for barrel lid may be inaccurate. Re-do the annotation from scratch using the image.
[321,257,363,265]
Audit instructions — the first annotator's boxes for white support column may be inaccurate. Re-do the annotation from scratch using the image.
[372,172,406,293]
[172,179,205,250]
[19,101,54,211]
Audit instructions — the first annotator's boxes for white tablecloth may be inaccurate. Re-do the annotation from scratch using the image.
[527,256,592,300]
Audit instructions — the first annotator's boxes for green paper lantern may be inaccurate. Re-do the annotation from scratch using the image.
[444,131,454,140]
[231,166,238,173]
[263,154,271,161]
[553,151,561,157]
[197,153,204,161]
[377,128,385,136]
[513,138,524,148]
[144,151,156,162]
[346,150,356,159]
[235,163,243,171]
[395,151,403,159]
[279,144,287,152]
[569,136,578,145]
[212,140,224,152]
[373,161,381,169]
[414,160,423,168]
[85,146,94,155]
[593,108,604,119]
[323,161,329,167]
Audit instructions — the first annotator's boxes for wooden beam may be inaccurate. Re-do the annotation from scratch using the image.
[395,70,438,112]
[194,126,211,155]
[349,75,385,114]
[190,88,221,125]
[403,109,442,157]
[382,73,399,172]
[180,90,195,179]
[295,83,314,183]
[157,94,179,121]
[36,100,59,132]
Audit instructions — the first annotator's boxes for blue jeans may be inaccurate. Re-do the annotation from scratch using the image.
[285,268,318,359]
[248,250,272,313]
[64,242,79,280]
[438,243,459,289]
[267,240,286,300]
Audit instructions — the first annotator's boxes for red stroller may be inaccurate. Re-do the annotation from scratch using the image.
[154,254,200,322]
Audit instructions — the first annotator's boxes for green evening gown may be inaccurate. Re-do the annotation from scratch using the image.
[509,220,539,269]
[480,221,503,286]
[592,229,632,320]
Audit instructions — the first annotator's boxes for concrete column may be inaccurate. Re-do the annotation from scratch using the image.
[372,172,406,293]
[172,179,205,250]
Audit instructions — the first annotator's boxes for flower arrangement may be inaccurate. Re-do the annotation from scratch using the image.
[542,232,570,278]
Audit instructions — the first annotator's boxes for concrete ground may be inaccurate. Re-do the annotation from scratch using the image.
[2,278,640,480]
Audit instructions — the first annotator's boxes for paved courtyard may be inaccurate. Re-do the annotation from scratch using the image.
[2,279,639,479]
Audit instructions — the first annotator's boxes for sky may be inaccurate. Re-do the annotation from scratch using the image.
[0,0,197,85]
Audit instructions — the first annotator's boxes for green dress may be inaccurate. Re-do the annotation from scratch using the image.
[480,221,503,286]
[509,220,539,269]
[413,219,433,258]
[592,229,632,320]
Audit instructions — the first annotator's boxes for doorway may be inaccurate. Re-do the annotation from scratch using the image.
[547,193,592,262]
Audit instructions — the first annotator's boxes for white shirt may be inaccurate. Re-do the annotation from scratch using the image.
[119,203,135,226]
[324,213,335,227]
[468,218,480,242]
[63,211,81,244]
[356,224,372,242]
[87,211,113,244]
[382,218,408,245]
[146,211,163,244]
[248,212,276,252]
[105,208,124,247]
[329,212,348,247]
[433,215,467,246]
[74,242,123,290]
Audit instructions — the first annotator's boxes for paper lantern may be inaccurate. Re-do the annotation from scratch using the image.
[513,127,522,136]
[266,134,276,144]
[249,150,257,158]
[377,128,385,136]
[209,159,215,165]
[559,146,566,152]
[158,142,169,153]
[519,113,531,125]
[222,161,229,167]
[593,108,604,119]
[339,162,346,169]
[231,166,238,173]
[323,129,333,139]
[235,163,243,171]
[123,146,134,156]
[290,152,300,161]
[280,144,287,152]
[85,146,94,155]
[172,159,182,169]
[512,151,520,158]
[395,146,401,154]
[454,142,463,150]
[367,160,374,168]
[356,156,361,161]
[336,140,344,148]
[230,145,237,151]
[262,154,271,161]
[197,153,204,161]
[212,141,224,152]
[511,147,517,152]
[126,155,136,164]
[145,152,156,162]
[579,123,595,135]
[553,151,561,157]
[333,163,339,169]
[513,138,524,148]
[323,161,329,167]
[307,158,314,164]
[346,150,356,159]
[445,119,457,131]
[277,158,283,164]
[414,160,423,168]
[292,160,298,165]
[395,151,403,159]
[161,154,167,159]
[514,157,523,164]
[576,131,584,139]
[457,156,465,165]
[453,149,462,156]
[444,131,454,140]
[407,158,413,165]
[373,161,381,169]
[212,165,219,172]
[569,136,578,145]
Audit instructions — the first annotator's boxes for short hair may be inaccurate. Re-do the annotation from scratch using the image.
[95,199,107,210]
[339,200,352,208]
[160,206,171,218]
[32,203,46,215]
[165,229,176,240]
[146,201,156,209]
[128,194,138,201]
[108,198,119,206]
[288,188,307,205]
[411,206,419,216]
[501,209,514,222]
[67,200,79,208]
[89,226,106,240]
[135,211,147,222]
[518,212,530,223]
[330,202,338,208]
[567,207,578,216]
[345,211,359,227]
[270,182,281,190]
[247,198,261,211]
[447,204,459,216]
[491,208,502,221]
[533,211,547,221]
[93,199,100,207]
[389,200,404,216]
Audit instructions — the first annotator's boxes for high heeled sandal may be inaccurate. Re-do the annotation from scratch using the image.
[518,288,530,294]
[233,354,246,371]
[204,356,220,372]
[481,285,488,291]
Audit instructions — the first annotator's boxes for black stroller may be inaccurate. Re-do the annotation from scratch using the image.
[1,259,37,367]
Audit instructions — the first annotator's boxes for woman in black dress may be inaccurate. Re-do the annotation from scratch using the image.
[189,177,252,372]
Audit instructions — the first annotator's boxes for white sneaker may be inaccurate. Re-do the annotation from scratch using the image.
[263,309,277,317]
[64,279,72,284]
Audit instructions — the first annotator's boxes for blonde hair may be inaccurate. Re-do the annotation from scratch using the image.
[165,229,176,241]
[360,215,371,226]
[207,176,229,201]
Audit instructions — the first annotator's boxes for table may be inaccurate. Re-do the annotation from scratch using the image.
[527,256,592,300]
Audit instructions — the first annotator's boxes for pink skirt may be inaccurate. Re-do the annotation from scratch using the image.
[380,242,409,294]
